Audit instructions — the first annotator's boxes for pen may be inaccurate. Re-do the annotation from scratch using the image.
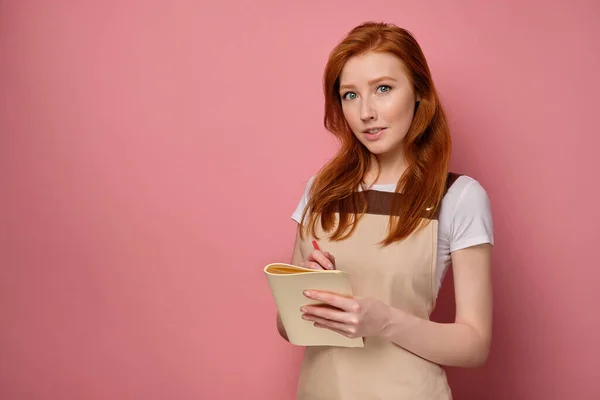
[312,240,335,270]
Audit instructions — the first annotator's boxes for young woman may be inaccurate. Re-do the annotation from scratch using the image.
[276,21,494,399]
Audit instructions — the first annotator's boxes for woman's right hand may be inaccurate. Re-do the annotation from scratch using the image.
[302,249,336,270]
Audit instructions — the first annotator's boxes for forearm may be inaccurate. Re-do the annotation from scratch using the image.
[381,308,490,368]
[276,312,289,341]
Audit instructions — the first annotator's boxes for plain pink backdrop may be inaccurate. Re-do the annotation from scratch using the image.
[1,1,599,399]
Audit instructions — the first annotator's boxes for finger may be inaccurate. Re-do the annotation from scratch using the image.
[315,322,355,338]
[307,250,333,270]
[302,261,327,271]
[303,314,357,336]
[301,304,357,325]
[315,322,356,338]
[307,250,335,270]
[324,252,336,264]
[304,290,359,312]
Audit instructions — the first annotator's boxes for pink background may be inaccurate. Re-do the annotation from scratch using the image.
[1,1,599,399]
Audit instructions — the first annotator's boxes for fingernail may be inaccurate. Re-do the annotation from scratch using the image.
[303,290,312,297]
[328,263,334,270]
[300,307,306,313]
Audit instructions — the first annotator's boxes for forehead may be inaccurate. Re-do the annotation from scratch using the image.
[339,52,408,84]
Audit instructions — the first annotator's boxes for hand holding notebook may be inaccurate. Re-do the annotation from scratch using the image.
[264,241,364,348]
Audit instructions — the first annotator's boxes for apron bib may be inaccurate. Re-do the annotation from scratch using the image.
[295,175,459,399]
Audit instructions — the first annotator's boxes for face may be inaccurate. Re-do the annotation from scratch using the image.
[338,51,419,156]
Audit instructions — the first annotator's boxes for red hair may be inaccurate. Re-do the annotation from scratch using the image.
[300,21,452,245]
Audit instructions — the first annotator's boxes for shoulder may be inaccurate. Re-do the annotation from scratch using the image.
[443,175,491,211]
[439,174,494,251]
[299,175,316,199]
[305,175,316,189]
[290,175,316,223]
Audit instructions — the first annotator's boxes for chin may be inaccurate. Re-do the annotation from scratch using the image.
[361,141,395,156]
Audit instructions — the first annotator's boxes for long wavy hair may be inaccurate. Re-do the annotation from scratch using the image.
[300,22,452,245]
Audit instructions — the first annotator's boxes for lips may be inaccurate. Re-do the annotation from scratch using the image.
[363,127,386,134]
[363,127,387,141]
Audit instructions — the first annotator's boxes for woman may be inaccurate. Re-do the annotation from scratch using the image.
[276,21,494,399]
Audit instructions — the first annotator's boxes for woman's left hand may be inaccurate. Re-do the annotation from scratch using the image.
[300,290,393,339]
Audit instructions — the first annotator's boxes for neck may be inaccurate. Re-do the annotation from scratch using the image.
[366,149,408,186]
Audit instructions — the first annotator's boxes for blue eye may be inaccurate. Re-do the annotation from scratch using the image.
[342,92,357,100]
[377,85,392,93]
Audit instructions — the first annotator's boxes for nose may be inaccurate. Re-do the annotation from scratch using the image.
[360,98,376,121]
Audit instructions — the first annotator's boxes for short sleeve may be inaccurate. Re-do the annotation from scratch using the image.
[291,176,315,223]
[450,179,494,252]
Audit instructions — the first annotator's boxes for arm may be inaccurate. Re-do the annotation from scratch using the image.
[380,243,493,367]
[301,178,494,367]
[276,312,289,341]
[275,228,303,341]
[301,243,493,367]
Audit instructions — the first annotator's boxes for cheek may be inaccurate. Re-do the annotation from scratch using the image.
[381,96,414,122]
[341,104,361,131]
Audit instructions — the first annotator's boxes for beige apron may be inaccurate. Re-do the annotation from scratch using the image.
[295,174,460,400]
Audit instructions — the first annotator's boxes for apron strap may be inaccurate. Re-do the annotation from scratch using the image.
[445,172,462,194]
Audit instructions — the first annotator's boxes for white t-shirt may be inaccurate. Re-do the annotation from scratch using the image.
[291,175,494,297]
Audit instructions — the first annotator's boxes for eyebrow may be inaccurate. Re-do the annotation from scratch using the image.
[339,76,397,91]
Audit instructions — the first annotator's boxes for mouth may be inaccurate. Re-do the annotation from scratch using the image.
[363,127,387,140]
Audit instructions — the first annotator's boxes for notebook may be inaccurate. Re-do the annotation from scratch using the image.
[264,262,364,348]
